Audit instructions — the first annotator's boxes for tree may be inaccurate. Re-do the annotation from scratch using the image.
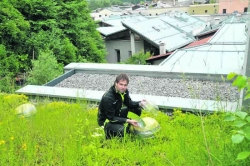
[122,51,151,65]
[27,50,63,85]
[0,0,30,54]
[57,0,106,62]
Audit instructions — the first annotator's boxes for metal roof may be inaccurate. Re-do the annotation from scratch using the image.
[158,12,222,36]
[122,17,195,52]
[159,45,245,74]
[159,12,207,35]
[159,22,247,75]
[97,26,127,36]
[208,23,247,44]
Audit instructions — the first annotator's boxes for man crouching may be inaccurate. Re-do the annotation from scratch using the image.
[97,74,146,139]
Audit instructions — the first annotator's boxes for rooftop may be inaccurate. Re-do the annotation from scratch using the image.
[159,22,247,75]
[122,17,195,51]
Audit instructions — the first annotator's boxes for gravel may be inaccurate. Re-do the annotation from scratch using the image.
[54,73,239,102]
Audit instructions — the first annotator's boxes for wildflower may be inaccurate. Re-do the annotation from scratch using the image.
[0,140,6,145]
[22,143,27,150]
[91,132,103,137]
[20,115,25,119]
[10,136,14,140]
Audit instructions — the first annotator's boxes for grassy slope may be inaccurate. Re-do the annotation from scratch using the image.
[0,94,249,165]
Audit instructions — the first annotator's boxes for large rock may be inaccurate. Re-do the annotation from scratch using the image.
[16,103,36,117]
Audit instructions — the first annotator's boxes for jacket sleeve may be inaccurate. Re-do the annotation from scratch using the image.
[102,96,127,123]
[123,91,140,108]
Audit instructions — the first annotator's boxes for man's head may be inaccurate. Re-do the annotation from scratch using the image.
[114,74,129,93]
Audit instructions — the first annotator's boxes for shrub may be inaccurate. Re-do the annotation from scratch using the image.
[27,50,63,85]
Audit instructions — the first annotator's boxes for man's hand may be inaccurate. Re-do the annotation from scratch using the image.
[126,119,138,127]
[139,99,147,108]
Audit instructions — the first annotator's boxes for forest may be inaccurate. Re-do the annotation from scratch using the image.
[0,0,107,92]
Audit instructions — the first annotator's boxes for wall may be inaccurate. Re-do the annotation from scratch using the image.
[219,0,248,14]
[105,39,144,63]
[189,3,219,15]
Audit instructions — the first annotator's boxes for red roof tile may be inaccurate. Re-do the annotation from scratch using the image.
[146,52,172,61]
[185,36,212,48]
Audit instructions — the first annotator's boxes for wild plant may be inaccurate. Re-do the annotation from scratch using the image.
[224,72,250,160]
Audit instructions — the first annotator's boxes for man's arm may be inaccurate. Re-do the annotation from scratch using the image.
[123,91,140,108]
[102,96,127,123]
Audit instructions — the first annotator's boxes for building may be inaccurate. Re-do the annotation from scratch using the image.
[98,12,220,64]
[219,0,249,14]
[189,3,219,15]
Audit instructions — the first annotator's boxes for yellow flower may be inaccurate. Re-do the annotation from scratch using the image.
[10,136,14,140]
[22,143,27,150]
[0,140,6,145]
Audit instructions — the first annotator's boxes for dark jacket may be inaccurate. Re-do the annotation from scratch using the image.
[97,85,140,126]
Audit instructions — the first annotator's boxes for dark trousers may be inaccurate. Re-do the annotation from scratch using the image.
[104,107,141,139]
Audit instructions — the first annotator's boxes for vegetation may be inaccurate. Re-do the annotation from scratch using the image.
[224,73,250,161]
[27,50,63,85]
[0,93,249,165]
[121,51,151,65]
[0,0,106,92]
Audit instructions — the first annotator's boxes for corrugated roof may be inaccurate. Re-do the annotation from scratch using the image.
[122,17,195,52]
[97,26,127,36]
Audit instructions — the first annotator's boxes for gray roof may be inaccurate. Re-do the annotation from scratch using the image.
[122,17,195,51]
[159,22,247,75]
[208,22,247,44]
[159,12,207,35]
[97,26,127,36]
[159,12,222,36]
[159,44,245,74]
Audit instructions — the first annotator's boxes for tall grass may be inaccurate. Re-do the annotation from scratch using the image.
[0,94,249,165]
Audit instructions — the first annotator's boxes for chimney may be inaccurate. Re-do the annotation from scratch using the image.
[159,42,165,55]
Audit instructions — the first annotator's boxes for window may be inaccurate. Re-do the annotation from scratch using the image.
[128,51,132,57]
[244,7,248,12]
[156,13,158,15]
[149,14,151,16]
[193,10,194,12]
[105,14,107,16]
[205,10,207,13]
[223,9,226,14]
[99,15,101,17]
[115,49,120,63]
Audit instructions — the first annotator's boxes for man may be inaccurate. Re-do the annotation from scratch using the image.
[97,74,146,139]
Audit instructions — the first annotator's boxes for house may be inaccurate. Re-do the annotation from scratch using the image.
[97,12,220,64]
[189,3,219,15]
[97,15,147,63]
[219,0,249,14]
